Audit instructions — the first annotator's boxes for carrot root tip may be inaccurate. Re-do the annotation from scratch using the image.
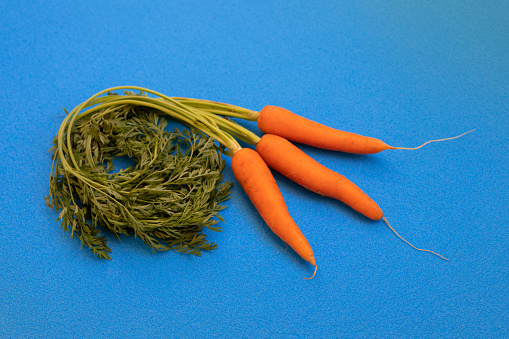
[304,265,318,280]
[383,217,449,261]
[389,129,475,151]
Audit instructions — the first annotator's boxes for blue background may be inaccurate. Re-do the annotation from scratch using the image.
[1,1,508,338]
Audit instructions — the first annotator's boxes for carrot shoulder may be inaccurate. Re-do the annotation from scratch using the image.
[231,148,317,268]
[256,134,383,220]
[257,106,391,154]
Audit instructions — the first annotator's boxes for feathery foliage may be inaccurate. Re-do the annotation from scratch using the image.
[46,95,232,259]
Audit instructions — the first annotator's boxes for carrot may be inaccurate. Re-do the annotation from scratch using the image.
[256,134,383,220]
[256,134,448,260]
[231,147,317,278]
[169,100,450,260]
[257,105,473,154]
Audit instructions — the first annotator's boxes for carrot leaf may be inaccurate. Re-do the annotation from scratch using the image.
[46,92,232,259]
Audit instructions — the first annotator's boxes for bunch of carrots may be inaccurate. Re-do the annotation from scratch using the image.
[65,87,473,278]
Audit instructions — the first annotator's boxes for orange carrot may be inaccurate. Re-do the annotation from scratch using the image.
[256,134,383,220]
[257,105,473,154]
[164,96,451,261]
[256,134,448,260]
[231,148,317,278]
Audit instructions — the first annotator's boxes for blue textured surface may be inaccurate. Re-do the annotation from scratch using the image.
[1,1,508,338]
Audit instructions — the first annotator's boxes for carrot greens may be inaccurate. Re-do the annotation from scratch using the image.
[46,90,232,259]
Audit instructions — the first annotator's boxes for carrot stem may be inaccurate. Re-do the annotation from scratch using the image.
[382,217,449,260]
[58,87,244,161]
[172,97,259,121]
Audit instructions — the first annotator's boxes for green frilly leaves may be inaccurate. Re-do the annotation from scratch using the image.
[46,97,232,259]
